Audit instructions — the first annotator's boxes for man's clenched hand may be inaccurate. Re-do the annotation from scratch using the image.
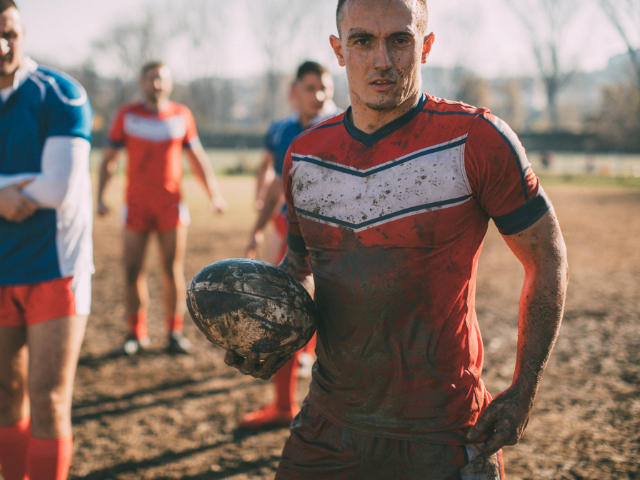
[224,350,292,380]
[467,385,534,456]
[0,180,37,222]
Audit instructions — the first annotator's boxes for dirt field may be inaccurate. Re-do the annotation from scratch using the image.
[36,178,640,479]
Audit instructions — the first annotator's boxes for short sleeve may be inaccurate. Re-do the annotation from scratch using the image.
[106,108,126,148]
[182,107,201,149]
[282,145,307,254]
[464,113,551,235]
[45,79,93,141]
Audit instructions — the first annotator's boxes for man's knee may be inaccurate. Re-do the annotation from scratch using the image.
[0,374,26,412]
[28,382,69,425]
[161,258,184,282]
[125,262,144,285]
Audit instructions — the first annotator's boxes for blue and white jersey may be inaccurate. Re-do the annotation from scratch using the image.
[264,102,339,178]
[0,57,94,285]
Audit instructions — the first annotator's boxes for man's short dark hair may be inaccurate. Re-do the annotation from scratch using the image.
[295,61,329,83]
[140,61,166,78]
[0,0,18,14]
[336,0,428,36]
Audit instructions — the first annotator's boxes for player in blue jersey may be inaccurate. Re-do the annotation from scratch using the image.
[240,61,337,429]
[0,2,93,479]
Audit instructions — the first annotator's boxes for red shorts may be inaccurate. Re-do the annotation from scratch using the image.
[0,277,76,327]
[276,400,504,480]
[123,203,190,233]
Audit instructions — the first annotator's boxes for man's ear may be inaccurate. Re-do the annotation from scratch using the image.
[421,33,435,64]
[330,35,346,67]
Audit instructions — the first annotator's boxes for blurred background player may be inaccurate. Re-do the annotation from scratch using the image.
[240,61,338,429]
[0,1,94,479]
[97,62,228,355]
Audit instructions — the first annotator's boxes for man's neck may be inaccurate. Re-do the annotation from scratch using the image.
[298,112,316,128]
[143,98,168,112]
[0,75,14,90]
[348,89,421,134]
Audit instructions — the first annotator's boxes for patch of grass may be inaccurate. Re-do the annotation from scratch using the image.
[539,175,640,188]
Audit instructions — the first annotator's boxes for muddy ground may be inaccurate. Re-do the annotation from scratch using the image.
[24,178,639,479]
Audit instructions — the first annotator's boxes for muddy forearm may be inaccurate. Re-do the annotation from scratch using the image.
[278,249,314,297]
[507,211,569,399]
[512,262,568,399]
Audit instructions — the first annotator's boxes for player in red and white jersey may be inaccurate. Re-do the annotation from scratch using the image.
[97,62,227,355]
[225,0,569,478]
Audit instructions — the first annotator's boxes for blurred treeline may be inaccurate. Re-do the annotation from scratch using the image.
[42,0,640,152]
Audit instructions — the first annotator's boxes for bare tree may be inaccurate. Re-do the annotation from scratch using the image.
[175,0,229,78]
[504,0,580,130]
[250,0,319,121]
[597,0,640,91]
[92,5,174,81]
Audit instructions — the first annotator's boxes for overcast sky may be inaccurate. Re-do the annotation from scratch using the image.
[18,0,629,80]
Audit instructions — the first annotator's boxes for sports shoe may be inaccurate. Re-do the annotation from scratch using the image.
[122,335,150,356]
[166,331,192,354]
[238,403,299,429]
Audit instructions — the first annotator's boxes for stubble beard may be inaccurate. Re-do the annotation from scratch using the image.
[0,55,19,78]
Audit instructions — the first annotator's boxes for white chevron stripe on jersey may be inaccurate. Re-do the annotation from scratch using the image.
[124,113,187,142]
[290,141,472,232]
[291,134,468,177]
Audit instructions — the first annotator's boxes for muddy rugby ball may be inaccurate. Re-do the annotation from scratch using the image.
[186,259,317,359]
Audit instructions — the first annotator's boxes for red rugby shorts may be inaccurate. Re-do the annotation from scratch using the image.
[0,277,77,327]
[123,203,190,233]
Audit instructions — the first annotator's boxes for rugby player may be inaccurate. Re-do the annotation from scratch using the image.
[97,62,227,355]
[225,0,569,478]
[0,2,94,479]
[241,61,337,429]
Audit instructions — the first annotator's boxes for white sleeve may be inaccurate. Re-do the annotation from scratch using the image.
[17,136,91,209]
[0,173,37,190]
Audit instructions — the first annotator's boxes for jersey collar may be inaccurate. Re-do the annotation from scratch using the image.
[1,56,37,102]
[344,93,427,147]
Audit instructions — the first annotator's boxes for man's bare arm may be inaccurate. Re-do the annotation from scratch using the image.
[245,176,284,258]
[96,146,122,216]
[224,247,314,380]
[184,144,228,214]
[255,149,276,211]
[468,208,569,455]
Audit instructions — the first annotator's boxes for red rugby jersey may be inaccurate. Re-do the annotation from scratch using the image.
[107,101,200,207]
[282,94,550,445]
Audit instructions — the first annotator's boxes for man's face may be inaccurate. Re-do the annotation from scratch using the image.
[140,65,173,105]
[0,7,24,79]
[292,72,334,120]
[331,0,433,112]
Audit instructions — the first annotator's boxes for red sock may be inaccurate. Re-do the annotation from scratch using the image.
[0,417,30,480]
[274,352,300,412]
[127,311,148,339]
[166,314,184,334]
[26,436,73,480]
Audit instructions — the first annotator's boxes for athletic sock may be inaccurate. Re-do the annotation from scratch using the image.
[166,314,184,334]
[0,417,30,480]
[26,436,73,480]
[274,352,301,412]
[127,311,148,340]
